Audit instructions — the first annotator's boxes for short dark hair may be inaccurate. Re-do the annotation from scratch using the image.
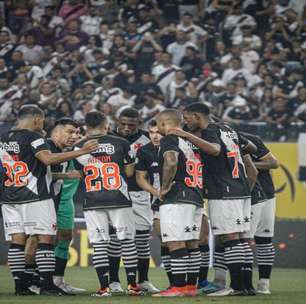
[54,117,79,129]
[119,107,139,119]
[17,105,44,120]
[85,111,107,128]
[148,119,157,127]
[184,103,210,116]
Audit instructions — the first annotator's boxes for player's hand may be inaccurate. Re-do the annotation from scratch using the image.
[66,170,82,180]
[159,182,175,201]
[168,127,187,138]
[81,139,99,154]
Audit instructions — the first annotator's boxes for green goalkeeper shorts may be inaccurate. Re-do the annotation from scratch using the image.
[57,199,75,230]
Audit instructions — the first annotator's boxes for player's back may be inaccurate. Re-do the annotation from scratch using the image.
[241,132,275,200]
[0,129,52,204]
[159,134,203,207]
[74,134,134,210]
[201,122,250,200]
[115,129,150,192]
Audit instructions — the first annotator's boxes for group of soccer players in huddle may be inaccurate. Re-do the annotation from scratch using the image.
[0,102,279,297]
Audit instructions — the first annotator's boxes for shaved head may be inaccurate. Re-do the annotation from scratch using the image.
[156,109,182,135]
[157,109,182,125]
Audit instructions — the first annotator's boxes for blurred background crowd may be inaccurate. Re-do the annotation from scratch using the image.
[0,0,305,140]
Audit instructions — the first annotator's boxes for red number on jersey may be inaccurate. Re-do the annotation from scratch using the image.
[3,161,29,187]
[84,162,122,192]
[227,151,239,178]
[185,160,203,188]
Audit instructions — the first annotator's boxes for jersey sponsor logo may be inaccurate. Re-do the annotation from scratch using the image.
[31,138,45,149]
[0,141,20,153]
[95,143,115,155]
[151,162,158,167]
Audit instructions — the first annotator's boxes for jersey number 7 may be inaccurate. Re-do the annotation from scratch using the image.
[84,162,121,192]
[2,161,29,187]
[227,151,239,178]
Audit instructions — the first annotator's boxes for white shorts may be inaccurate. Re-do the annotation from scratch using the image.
[130,191,153,231]
[208,198,251,236]
[245,198,276,239]
[160,203,203,242]
[84,207,135,243]
[2,199,57,241]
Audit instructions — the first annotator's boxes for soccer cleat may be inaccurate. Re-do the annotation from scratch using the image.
[40,285,70,296]
[109,281,124,294]
[152,286,186,297]
[198,281,223,294]
[126,284,144,296]
[257,281,271,295]
[91,288,112,297]
[139,281,160,294]
[15,288,37,296]
[184,285,198,296]
[207,287,246,297]
[55,282,86,294]
[246,288,257,296]
[28,285,40,295]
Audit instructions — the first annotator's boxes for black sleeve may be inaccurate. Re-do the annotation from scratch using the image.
[201,127,221,145]
[160,135,179,156]
[135,148,149,171]
[122,139,135,165]
[238,134,249,150]
[253,138,270,159]
[29,132,50,156]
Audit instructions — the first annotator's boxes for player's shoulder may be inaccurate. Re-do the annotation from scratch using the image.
[160,134,178,145]
[106,134,131,147]
[239,132,262,145]
[138,141,154,154]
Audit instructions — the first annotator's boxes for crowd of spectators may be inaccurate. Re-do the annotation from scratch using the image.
[0,0,305,140]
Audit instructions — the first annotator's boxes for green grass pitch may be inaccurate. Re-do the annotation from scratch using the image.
[0,266,306,303]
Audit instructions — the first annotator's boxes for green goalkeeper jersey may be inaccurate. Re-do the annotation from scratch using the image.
[60,161,80,201]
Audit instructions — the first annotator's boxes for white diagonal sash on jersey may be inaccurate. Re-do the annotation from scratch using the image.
[220,129,247,176]
[75,147,129,200]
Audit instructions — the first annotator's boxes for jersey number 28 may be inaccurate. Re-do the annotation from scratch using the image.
[84,162,121,192]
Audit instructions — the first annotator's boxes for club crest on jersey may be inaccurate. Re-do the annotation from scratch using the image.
[31,138,45,149]
[0,141,20,153]
[95,143,115,154]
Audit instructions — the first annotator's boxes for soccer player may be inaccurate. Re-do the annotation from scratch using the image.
[240,132,279,295]
[47,118,86,294]
[0,105,98,295]
[171,103,252,296]
[135,120,172,286]
[74,111,142,296]
[110,107,159,293]
[153,109,205,297]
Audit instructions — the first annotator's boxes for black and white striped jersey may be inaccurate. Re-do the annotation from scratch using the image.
[0,129,52,204]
